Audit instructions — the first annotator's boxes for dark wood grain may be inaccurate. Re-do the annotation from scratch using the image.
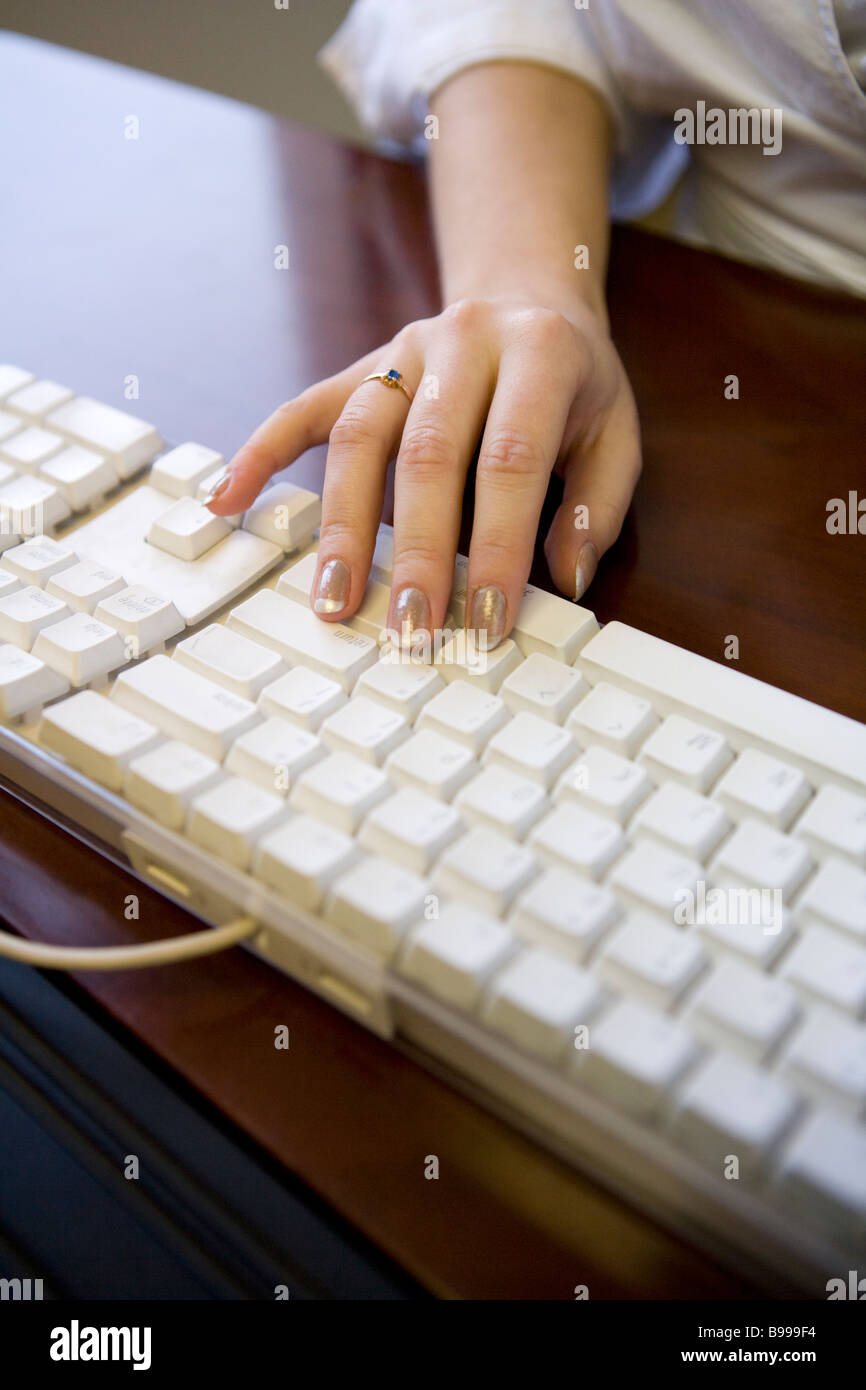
[1,31,863,1299]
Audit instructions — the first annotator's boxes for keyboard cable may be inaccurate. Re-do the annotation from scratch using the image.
[0,915,261,970]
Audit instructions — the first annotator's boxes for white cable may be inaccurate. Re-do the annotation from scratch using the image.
[0,915,261,971]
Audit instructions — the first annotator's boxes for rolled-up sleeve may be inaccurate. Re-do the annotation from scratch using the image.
[318,0,628,155]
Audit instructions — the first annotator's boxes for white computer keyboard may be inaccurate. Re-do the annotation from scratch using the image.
[1,365,865,1296]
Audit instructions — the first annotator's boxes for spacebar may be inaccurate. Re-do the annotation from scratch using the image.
[577,621,866,793]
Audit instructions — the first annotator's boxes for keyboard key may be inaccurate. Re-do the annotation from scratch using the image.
[186,775,286,870]
[354,656,443,722]
[2,535,78,586]
[32,613,128,687]
[483,710,578,788]
[174,623,285,700]
[511,867,621,961]
[38,444,119,510]
[399,902,515,1010]
[0,411,23,446]
[774,1111,866,1241]
[0,474,71,532]
[599,915,707,1010]
[254,813,359,910]
[529,802,625,880]
[242,480,322,552]
[779,1009,866,1117]
[794,784,866,867]
[124,740,222,830]
[713,748,811,829]
[0,568,20,600]
[567,681,658,758]
[0,425,64,472]
[688,959,799,1063]
[0,585,69,649]
[674,1053,798,1178]
[112,654,260,760]
[257,665,346,731]
[46,396,162,478]
[228,589,378,690]
[638,714,733,793]
[358,786,462,874]
[384,729,476,800]
[148,497,233,560]
[290,749,389,832]
[481,948,604,1061]
[454,764,547,839]
[579,998,697,1119]
[326,855,430,956]
[225,717,324,794]
[697,908,794,971]
[500,651,587,723]
[795,858,866,942]
[710,817,813,901]
[577,620,866,796]
[554,744,652,825]
[435,824,539,916]
[509,585,597,664]
[5,379,73,422]
[609,841,703,918]
[0,643,69,719]
[317,691,408,765]
[630,782,731,861]
[433,632,521,692]
[418,680,508,753]
[150,442,224,498]
[40,690,159,789]
[0,365,35,400]
[780,925,866,1017]
[93,585,184,655]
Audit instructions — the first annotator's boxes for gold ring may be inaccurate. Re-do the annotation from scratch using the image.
[360,368,414,404]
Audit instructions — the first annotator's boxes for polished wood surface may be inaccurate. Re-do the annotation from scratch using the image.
[1,32,864,1299]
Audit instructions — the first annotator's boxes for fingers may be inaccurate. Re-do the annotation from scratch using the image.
[543,375,642,603]
[388,309,495,646]
[466,313,583,648]
[312,339,424,621]
[205,347,385,515]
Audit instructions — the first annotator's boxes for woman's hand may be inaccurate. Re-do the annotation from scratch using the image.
[206,291,641,647]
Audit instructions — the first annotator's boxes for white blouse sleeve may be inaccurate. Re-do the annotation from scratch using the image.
[318,0,629,156]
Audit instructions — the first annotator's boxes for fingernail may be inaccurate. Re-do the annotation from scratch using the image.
[469,584,507,650]
[391,586,431,647]
[313,557,350,614]
[575,542,598,602]
[202,469,231,506]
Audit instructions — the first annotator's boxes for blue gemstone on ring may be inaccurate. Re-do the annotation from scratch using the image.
[385,369,401,382]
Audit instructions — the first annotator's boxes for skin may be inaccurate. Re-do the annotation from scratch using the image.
[206,62,642,647]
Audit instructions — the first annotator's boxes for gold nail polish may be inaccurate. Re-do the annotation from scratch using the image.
[313,557,350,614]
[391,587,431,647]
[575,542,598,603]
[469,584,507,650]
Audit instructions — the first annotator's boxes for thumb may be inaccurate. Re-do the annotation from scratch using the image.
[544,384,642,602]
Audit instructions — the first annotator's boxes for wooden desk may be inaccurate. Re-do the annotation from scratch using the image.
[1,33,864,1299]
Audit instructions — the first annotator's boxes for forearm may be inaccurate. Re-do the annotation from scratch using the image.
[428,61,612,327]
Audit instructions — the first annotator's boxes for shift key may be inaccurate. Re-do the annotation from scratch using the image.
[111,654,259,759]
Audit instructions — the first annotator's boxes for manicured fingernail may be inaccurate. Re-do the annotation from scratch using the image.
[202,469,231,506]
[575,542,598,602]
[391,586,431,646]
[313,557,350,614]
[469,584,507,650]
